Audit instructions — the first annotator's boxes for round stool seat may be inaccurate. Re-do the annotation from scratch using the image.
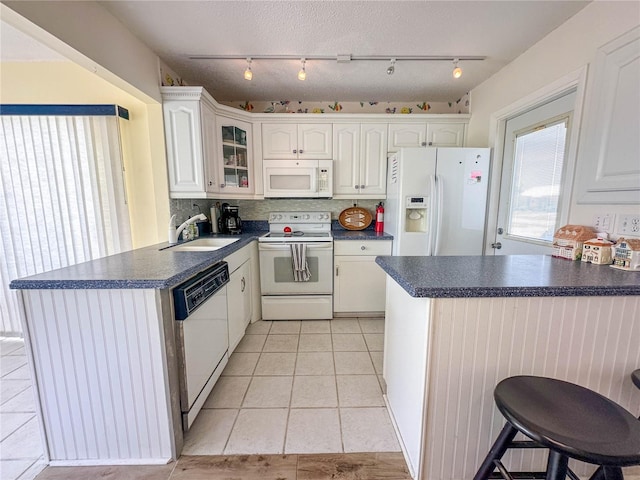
[495,376,640,466]
[632,370,640,390]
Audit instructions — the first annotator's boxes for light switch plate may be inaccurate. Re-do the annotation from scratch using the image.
[617,215,640,236]
[592,213,615,232]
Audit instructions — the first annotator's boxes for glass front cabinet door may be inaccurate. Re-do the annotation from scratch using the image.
[218,117,253,194]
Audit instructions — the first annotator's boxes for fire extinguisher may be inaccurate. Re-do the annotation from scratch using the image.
[375,202,384,233]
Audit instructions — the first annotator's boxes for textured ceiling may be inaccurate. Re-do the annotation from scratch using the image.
[100,0,590,102]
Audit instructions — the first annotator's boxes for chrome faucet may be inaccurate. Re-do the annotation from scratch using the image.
[168,213,207,245]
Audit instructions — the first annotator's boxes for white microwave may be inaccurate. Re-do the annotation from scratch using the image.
[263,159,333,198]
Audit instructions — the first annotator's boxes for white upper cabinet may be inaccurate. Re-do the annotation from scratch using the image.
[388,123,427,151]
[262,123,332,159]
[162,87,218,198]
[388,122,466,152]
[217,117,254,195]
[578,26,640,204]
[333,123,388,197]
[426,123,465,147]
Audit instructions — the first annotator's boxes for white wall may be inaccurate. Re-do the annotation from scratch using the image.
[467,1,640,234]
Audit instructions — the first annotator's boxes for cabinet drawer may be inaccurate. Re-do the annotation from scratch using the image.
[334,240,392,256]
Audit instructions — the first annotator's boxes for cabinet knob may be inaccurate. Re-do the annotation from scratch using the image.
[208,181,213,186]
[299,149,304,154]
[241,277,246,292]
[293,149,297,154]
[354,185,360,189]
[361,245,366,250]
[360,185,365,189]
[421,142,427,146]
[220,183,226,188]
[428,141,433,146]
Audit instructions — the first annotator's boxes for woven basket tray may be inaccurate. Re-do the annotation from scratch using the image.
[338,207,373,230]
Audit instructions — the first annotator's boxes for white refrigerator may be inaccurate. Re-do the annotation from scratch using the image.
[386,147,491,256]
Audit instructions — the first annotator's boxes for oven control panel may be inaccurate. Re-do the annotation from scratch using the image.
[268,212,331,223]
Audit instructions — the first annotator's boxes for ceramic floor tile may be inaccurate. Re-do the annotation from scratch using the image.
[234,334,267,353]
[298,334,332,352]
[254,352,297,376]
[332,334,367,352]
[330,319,362,333]
[14,457,46,480]
[224,408,288,454]
[295,352,335,376]
[1,379,31,405]
[296,452,411,480]
[33,463,175,480]
[1,365,30,380]
[172,454,297,480]
[243,376,293,408]
[364,333,385,352]
[246,320,272,335]
[269,321,301,334]
[334,352,375,375]
[221,352,259,376]
[291,376,337,408]
[0,387,35,413]
[262,335,299,352]
[300,320,331,334]
[370,351,384,375]
[181,409,237,455]
[358,318,385,333]
[0,339,24,356]
[0,412,35,441]
[0,459,36,480]
[340,408,400,453]
[203,376,251,409]
[336,375,384,407]
[285,409,342,454]
[0,416,43,459]
[0,356,27,378]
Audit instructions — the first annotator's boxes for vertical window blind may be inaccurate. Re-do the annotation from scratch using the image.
[0,106,131,335]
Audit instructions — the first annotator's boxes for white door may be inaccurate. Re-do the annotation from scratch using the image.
[262,124,297,159]
[492,90,577,255]
[333,123,360,195]
[298,124,332,159]
[359,124,388,195]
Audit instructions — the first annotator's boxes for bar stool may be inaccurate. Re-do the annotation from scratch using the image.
[474,375,640,480]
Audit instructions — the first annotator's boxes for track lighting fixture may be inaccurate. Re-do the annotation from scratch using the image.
[244,58,253,81]
[298,58,306,81]
[386,58,396,75]
[452,58,462,79]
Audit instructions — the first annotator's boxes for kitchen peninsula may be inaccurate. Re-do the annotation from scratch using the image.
[376,255,640,480]
[9,233,261,466]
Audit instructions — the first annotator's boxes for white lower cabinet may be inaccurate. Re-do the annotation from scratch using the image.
[226,244,254,353]
[333,240,392,314]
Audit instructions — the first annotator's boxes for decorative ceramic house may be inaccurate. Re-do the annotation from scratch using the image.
[552,225,598,261]
[581,237,614,265]
[611,237,640,271]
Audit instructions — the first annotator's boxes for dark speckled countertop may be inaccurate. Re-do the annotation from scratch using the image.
[10,233,261,290]
[375,255,640,298]
[9,227,394,290]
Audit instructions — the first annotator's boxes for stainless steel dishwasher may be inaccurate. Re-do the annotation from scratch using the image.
[173,261,229,430]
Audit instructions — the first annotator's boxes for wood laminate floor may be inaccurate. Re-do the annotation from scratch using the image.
[34,452,411,480]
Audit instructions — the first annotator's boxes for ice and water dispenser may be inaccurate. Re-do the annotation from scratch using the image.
[405,196,428,233]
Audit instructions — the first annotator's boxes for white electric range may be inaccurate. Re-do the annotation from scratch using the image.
[258,212,333,320]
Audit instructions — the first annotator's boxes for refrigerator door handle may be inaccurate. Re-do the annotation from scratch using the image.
[434,174,444,256]
[427,174,437,256]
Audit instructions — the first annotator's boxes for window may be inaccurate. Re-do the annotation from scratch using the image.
[507,119,568,242]
[0,106,131,335]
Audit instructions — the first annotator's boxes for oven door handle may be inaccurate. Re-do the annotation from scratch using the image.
[258,242,333,251]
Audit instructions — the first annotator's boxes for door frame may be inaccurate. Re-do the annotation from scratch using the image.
[483,66,588,255]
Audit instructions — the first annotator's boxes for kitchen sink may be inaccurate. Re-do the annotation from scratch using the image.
[168,238,239,252]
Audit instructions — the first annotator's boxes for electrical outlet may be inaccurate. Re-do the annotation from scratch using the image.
[592,213,615,232]
[617,215,640,236]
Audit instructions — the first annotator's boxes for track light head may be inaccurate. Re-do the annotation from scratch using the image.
[244,57,253,81]
[298,58,306,81]
[452,58,462,79]
[386,58,396,75]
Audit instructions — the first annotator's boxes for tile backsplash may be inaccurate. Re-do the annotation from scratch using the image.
[170,198,382,224]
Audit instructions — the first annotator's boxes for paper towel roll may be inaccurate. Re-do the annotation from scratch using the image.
[210,206,219,233]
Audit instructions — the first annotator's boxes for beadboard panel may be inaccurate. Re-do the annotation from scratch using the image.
[22,289,175,464]
[422,296,640,480]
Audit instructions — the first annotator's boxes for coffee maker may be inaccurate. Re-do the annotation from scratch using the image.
[218,203,242,234]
